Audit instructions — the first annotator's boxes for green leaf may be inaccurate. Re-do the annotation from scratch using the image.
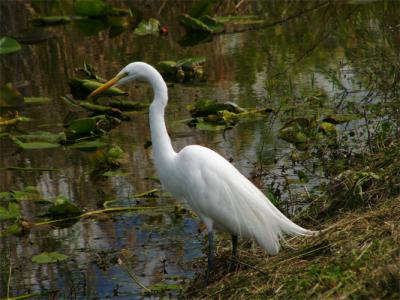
[319,122,337,135]
[10,136,60,150]
[65,117,97,138]
[176,56,206,68]
[16,131,64,144]
[79,101,113,112]
[0,37,22,55]
[107,145,124,159]
[0,202,21,220]
[47,196,82,218]
[24,96,52,104]
[74,0,111,17]
[134,18,161,36]
[198,15,224,33]
[156,61,178,75]
[178,14,213,33]
[30,16,75,26]
[68,78,126,99]
[32,251,69,264]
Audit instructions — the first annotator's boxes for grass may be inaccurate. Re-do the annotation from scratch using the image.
[184,140,400,299]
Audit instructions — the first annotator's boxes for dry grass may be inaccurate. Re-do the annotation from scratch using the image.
[184,197,399,299]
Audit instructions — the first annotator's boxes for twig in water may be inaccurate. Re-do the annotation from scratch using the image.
[118,255,151,293]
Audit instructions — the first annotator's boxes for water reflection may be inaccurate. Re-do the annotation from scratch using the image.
[1,0,398,298]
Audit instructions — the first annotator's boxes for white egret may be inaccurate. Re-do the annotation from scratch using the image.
[89,62,315,280]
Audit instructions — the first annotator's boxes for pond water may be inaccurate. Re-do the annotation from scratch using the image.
[1,1,398,299]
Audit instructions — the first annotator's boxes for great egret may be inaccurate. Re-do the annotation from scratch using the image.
[89,62,315,280]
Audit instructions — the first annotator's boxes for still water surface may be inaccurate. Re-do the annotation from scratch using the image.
[1,1,397,298]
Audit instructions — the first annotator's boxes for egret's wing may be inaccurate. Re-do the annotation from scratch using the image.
[176,145,314,254]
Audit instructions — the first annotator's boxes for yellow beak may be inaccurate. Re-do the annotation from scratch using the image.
[87,73,127,99]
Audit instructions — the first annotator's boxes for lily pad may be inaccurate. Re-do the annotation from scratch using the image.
[134,18,161,36]
[187,99,245,117]
[65,117,97,139]
[0,115,32,126]
[178,14,214,33]
[157,57,206,82]
[47,196,82,218]
[79,101,113,112]
[32,252,69,264]
[0,37,22,55]
[10,136,61,150]
[16,131,65,144]
[198,15,225,33]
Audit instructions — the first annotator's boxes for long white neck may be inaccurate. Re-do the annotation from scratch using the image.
[146,67,176,168]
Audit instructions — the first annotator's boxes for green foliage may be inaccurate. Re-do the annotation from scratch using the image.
[0,37,22,55]
[0,202,21,221]
[10,136,61,150]
[156,57,206,82]
[24,97,52,104]
[145,282,183,296]
[47,196,83,218]
[31,252,69,264]
[67,139,107,151]
[68,78,126,99]
[134,18,161,36]
[178,14,215,33]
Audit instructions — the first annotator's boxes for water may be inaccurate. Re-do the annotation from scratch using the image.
[1,1,398,298]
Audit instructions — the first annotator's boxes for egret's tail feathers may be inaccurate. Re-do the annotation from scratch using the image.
[239,183,317,255]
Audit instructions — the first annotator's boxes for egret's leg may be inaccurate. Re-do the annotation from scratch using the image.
[205,230,214,285]
[232,234,238,257]
[229,234,238,272]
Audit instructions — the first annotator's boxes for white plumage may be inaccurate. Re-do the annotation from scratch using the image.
[89,62,315,276]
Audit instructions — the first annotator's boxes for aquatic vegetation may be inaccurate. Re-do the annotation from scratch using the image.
[186,99,273,130]
[0,37,21,55]
[156,57,206,82]
[31,252,69,264]
[134,18,162,36]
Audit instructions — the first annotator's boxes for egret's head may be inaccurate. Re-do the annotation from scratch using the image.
[88,62,150,98]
